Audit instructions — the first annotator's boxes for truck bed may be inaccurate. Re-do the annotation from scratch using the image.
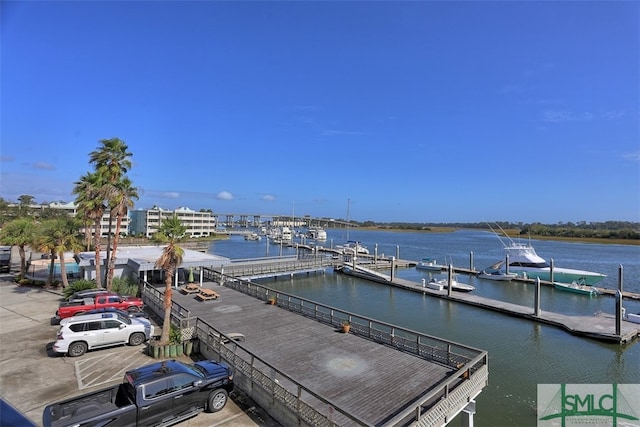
[43,384,134,427]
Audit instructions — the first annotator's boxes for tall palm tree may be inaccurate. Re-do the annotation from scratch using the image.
[89,138,132,287]
[154,217,186,344]
[73,172,107,288]
[0,217,36,278]
[36,218,83,288]
[106,177,139,288]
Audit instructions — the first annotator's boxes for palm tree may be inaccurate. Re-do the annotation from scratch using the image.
[154,217,186,344]
[36,218,83,288]
[73,172,107,288]
[0,217,36,278]
[106,177,139,288]
[89,138,132,287]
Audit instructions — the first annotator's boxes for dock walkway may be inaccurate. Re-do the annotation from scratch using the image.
[155,282,488,426]
[357,273,640,344]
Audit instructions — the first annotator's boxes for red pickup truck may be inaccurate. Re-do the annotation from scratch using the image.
[54,292,144,323]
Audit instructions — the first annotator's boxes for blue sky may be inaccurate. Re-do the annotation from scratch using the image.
[1,1,639,224]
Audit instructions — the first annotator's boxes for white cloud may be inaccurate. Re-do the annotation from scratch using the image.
[160,192,180,199]
[33,161,55,170]
[262,194,275,201]
[623,151,640,162]
[216,191,234,201]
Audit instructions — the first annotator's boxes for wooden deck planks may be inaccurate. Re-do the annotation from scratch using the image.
[172,284,453,425]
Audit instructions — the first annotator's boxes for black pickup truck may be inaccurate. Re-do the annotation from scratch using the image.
[43,359,234,427]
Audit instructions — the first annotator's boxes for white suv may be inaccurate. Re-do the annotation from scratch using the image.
[53,312,154,357]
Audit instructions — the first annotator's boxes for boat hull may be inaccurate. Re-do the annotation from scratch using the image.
[553,282,599,296]
[508,268,605,285]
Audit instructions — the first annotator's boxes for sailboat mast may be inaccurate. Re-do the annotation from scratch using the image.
[346,198,350,241]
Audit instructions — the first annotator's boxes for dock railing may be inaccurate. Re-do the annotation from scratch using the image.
[142,272,488,426]
[214,271,489,426]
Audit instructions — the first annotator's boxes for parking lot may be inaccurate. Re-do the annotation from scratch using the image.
[0,275,277,426]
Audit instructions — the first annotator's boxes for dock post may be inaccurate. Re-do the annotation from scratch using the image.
[505,255,509,274]
[534,278,541,316]
[549,259,554,283]
[447,264,453,297]
[374,244,378,263]
[461,401,476,427]
[469,251,474,272]
[396,245,400,261]
[616,265,623,336]
[391,257,395,281]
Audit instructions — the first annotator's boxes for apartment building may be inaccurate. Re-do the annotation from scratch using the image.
[129,206,217,238]
[30,201,131,237]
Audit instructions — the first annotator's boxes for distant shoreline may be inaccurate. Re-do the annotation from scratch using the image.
[356,226,640,246]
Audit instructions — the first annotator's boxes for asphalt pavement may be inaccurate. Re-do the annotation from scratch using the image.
[0,272,278,427]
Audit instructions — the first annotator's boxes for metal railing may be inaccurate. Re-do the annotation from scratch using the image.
[141,273,488,426]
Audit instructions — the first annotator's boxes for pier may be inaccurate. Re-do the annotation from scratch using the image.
[143,279,489,427]
[200,255,639,344]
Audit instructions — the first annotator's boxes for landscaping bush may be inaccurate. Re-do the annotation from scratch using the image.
[62,280,98,298]
[112,277,140,297]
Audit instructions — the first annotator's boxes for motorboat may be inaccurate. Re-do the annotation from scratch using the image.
[488,224,606,285]
[337,241,370,255]
[427,277,475,292]
[503,242,606,285]
[553,281,600,296]
[416,258,446,272]
[307,227,327,240]
[244,232,262,241]
[477,261,517,281]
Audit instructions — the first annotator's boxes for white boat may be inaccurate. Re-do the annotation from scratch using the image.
[337,241,370,255]
[307,227,327,240]
[488,224,606,285]
[416,258,446,272]
[244,232,262,241]
[427,277,475,292]
[477,261,517,281]
[553,280,600,296]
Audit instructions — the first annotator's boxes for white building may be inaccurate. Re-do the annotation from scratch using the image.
[129,206,218,238]
[30,201,131,237]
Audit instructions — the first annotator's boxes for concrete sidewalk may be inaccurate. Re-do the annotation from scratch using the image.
[0,274,277,426]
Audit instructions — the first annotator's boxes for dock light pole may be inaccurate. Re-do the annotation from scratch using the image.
[534,278,541,316]
[447,264,453,297]
[469,251,474,272]
[616,265,623,336]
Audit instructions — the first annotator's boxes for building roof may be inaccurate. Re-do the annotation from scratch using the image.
[75,245,231,273]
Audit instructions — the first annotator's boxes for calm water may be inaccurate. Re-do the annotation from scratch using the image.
[209,229,640,427]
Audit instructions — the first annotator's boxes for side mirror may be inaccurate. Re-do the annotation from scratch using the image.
[119,324,126,329]
[192,380,203,387]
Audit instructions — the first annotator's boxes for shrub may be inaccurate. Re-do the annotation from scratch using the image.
[62,280,98,298]
[112,277,140,297]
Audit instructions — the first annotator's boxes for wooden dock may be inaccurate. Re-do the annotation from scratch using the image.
[157,282,488,426]
[335,266,640,344]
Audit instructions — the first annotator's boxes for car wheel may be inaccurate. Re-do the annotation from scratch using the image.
[128,332,145,346]
[207,389,228,413]
[68,342,87,357]
[127,306,140,313]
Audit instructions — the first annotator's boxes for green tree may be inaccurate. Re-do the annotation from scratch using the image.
[73,172,108,288]
[89,138,133,288]
[36,217,83,288]
[0,217,36,278]
[153,217,186,344]
[106,177,139,288]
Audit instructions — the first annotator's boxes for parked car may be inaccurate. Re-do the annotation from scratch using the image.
[64,288,110,302]
[82,307,150,319]
[43,359,234,427]
[54,293,144,323]
[52,312,154,357]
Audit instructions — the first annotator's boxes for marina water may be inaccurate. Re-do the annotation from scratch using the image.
[209,229,640,426]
